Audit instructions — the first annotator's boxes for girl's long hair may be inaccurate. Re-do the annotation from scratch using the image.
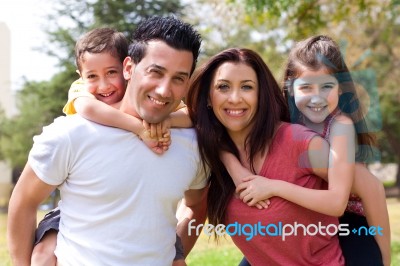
[186,48,289,228]
[283,35,376,162]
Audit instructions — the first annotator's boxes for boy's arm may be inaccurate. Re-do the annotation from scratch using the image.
[352,164,391,266]
[74,97,146,135]
[168,106,193,128]
[7,164,56,266]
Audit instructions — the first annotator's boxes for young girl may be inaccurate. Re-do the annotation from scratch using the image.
[224,36,390,265]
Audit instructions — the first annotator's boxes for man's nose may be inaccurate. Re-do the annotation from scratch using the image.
[155,79,172,98]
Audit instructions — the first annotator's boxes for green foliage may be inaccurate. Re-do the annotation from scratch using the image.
[0,0,185,169]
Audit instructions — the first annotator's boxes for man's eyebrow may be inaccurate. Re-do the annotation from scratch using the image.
[147,64,190,77]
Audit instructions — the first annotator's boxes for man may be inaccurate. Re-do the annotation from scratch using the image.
[7,16,207,266]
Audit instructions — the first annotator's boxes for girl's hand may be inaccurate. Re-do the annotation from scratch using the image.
[236,175,274,208]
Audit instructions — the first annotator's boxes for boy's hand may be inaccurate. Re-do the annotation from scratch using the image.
[138,129,168,155]
[236,175,272,209]
[146,118,172,140]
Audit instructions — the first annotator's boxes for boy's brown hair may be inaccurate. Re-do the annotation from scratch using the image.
[75,28,128,72]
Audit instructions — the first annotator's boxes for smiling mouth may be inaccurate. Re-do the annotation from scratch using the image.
[149,96,167,106]
[226,109,245,116]
[308,106,326,112]
[99,91,114,97]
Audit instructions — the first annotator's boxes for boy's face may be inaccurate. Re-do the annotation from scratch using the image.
[122,41,193,123]
[80,52,126,105]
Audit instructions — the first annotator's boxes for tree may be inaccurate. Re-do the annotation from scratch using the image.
[0,0,185,170]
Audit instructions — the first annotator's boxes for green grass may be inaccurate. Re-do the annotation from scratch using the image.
[1,199,400,265]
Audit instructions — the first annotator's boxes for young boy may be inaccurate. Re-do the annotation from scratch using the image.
[31,27,191,266]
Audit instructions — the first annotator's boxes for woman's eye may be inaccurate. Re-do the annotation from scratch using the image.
[242,85,252,90]
[217,84,229,90]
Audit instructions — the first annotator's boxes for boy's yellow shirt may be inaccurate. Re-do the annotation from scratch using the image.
[62,79,95,115]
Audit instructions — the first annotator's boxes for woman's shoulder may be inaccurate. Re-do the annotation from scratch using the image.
[278,122,317,137]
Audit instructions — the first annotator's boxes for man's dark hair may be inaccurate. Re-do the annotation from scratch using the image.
[129,16,202,75]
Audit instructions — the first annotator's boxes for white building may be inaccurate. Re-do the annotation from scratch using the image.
[0,22,15,208]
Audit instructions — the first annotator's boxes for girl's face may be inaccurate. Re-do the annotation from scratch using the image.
[292,67,339,125]
[209,62,258,139]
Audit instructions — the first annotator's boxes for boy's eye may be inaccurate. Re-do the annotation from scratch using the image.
[107,70,118,76]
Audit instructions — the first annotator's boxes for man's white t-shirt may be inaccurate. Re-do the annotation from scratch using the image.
[29,115,208,266]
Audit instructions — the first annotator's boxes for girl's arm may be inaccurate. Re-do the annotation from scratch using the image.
[220,151,270,209]
[352,164,391,266]
[237,116,356,216]
[220,151,251,186]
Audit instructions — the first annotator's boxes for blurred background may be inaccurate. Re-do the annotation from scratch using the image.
[0,0,399,265]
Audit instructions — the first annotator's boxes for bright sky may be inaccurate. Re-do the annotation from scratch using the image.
[0,0,59,90]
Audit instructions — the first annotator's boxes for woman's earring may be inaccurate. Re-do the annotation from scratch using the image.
[207,103,212,109]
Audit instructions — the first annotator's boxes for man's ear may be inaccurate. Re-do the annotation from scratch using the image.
[123,57,133,80]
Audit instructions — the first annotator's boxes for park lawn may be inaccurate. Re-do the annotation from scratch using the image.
[1,198,400,265]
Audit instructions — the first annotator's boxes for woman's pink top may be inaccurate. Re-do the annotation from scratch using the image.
[226,123,344,266]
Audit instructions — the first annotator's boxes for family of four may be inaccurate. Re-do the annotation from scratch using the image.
[8,15,390,266]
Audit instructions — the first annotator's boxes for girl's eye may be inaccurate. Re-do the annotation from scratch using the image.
[87,74,97,79]
[322,84,334,90]
[296,85,311,91]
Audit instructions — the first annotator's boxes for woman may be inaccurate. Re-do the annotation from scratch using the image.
[186,48,344,265]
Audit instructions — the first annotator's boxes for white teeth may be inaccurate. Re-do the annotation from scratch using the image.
[310,107,324,112]
[149,96,166,105]
[100,92,112,97]
[227,109,244,115]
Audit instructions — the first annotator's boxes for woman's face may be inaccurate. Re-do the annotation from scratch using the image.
[209,62,258,138]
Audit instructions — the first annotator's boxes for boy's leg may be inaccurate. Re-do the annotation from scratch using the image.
[31,230,57,266]
[31,207,61,266]
[173,234,187,266]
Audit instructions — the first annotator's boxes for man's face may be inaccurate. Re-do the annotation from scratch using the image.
[122,41,193,123]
